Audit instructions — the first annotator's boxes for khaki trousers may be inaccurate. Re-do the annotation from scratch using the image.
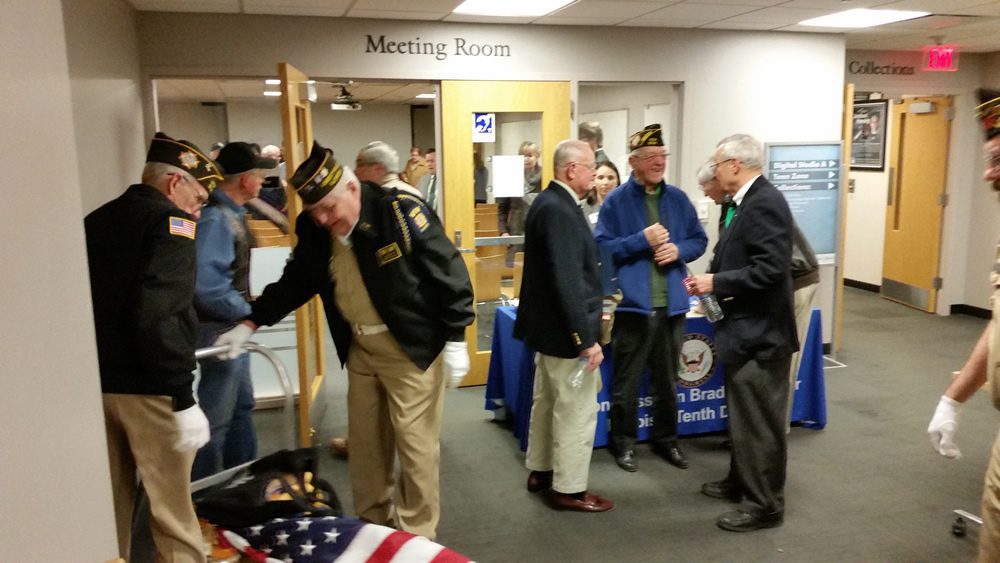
[525,353,599,494]
[787,283,818,428]
[103,394,205,563]
[980,430,1000,561]
[346,331,445,540]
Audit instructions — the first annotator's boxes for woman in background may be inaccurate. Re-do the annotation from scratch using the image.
[582,160,620,230]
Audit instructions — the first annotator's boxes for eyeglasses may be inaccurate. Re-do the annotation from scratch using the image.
[985,154,1000,172]
[633,151,669,162]
[566,161,596,171]
[709,158,735,171]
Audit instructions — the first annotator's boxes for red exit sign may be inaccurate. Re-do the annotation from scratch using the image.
[922,45,959,72]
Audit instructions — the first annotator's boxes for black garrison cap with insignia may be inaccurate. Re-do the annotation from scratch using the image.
[289,141,347,205]
[146,132,223,191]
[628,123,665,151]
[976,89,1000,140]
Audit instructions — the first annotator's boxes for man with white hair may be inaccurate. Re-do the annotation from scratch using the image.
[688,134,798,532]
[85,132,221,560]
[214,141,474,540]
[355,140,423,198]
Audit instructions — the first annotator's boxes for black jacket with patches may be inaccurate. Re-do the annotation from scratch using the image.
[85,184,198,410]
[250,181,474,370]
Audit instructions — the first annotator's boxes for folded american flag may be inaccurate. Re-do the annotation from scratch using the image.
[223,515,472,562]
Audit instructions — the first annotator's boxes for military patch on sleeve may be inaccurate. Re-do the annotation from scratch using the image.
[408,205,429,232]
[376,242,403,267]
[168,216,196,239]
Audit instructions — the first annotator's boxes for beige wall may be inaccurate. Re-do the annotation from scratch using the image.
[158,101,228,152]
[66,0,146,214]
[0,1,119,559]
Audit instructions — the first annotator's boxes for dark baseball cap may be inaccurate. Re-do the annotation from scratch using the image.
[216,142,278,175]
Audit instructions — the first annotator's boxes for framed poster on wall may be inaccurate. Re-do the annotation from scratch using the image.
[850,100,888,171]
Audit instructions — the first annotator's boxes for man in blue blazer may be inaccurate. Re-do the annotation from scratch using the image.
[514,139,612,513]
[595,124,707,472]
[688,134,798,532]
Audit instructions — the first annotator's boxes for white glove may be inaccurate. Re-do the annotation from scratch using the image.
[213,323,254,360]
[928,395,962,459]
[173,404,210,452]
[442,341,470,388]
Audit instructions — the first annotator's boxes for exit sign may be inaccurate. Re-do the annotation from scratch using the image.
[922,45,959,72]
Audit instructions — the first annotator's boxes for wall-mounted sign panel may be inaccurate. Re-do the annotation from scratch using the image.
[765,142,843,258]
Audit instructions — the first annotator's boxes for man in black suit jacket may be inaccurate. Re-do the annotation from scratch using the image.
[514,139,613,513]
[688,134,798,532]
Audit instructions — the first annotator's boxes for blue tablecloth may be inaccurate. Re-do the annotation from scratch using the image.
[484,307,826,451]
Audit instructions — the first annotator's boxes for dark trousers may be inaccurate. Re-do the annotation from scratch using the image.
[609,310,685,455]
[724,356,791,515]
[192,353,257,480]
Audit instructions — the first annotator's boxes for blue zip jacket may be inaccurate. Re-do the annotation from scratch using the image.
[594,176,707,316]
[194,189,253,327]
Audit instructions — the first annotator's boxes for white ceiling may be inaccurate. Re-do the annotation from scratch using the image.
[129,0,1000,52]
[140,0,1000,105]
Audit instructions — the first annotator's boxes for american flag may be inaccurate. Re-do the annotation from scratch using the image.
[169,216,196,239]
[223,516,473,563]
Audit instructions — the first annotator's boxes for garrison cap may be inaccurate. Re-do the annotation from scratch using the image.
[976,89,1000,140]
[289,141,346,205]
[628,123,665,151]
[146,132,222,191]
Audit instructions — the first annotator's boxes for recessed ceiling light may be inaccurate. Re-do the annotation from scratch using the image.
[263,91,281,97]
[799,8,929,28]
[264,79,281,85]
[453,0,575,17]
[415,93,436,99]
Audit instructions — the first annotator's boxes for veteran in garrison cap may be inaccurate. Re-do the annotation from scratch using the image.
[214,141,474,540]
[85,132,222,561]
[927,89,1000,560]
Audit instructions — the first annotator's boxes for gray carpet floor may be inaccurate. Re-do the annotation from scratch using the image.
[253,287,996,562]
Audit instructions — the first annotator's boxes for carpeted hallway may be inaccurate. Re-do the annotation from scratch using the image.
[255,286,995,561]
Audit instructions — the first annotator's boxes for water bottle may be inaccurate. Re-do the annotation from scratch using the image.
[569,358,587,388]
[684,275,725,323]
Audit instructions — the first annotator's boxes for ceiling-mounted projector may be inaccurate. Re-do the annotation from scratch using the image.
[330,101,361,111]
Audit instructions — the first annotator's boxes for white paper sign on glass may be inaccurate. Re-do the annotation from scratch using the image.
[472,113,496,143]
[492,155,526,198]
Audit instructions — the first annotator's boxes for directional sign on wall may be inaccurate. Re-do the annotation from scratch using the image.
[764,142,842,257]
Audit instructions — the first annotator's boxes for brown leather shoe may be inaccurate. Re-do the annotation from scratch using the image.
[526,470,553,493]
[548,491,614,512]
[328,436,349,458]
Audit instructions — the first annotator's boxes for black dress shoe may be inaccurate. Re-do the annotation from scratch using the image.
[526,470,553,493]
[614,450,638,472]
[653,445,689,469]
[715,509,783,532]
[548,490,614,512]
[701,480,741,502]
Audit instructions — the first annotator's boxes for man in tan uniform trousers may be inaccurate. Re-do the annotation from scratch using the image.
[927,89,1000,560]
[215,142,474,539]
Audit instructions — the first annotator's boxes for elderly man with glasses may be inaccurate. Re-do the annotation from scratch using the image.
[595,123,707,473]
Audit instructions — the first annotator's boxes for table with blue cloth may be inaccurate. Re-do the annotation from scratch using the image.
[484,306,826,451]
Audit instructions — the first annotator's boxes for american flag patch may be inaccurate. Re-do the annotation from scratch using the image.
[169,216,196,239]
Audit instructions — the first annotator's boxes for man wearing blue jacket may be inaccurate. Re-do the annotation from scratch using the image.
[192,142,277,479]
[595,124,707,472]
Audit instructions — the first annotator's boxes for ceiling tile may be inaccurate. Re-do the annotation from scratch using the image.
[352,0,463,9]
[442,13,537,24]
[876,0,998,11]
[619,18,707,27]
[642,2,761,20]
[546,0,672,18]
[699,20,784,29]
[683,0,787,6]
[718,6,839,24]
[778,0,896,8]
[347,9,448,20]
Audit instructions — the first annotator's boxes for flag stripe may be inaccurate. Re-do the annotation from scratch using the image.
[367,530,414,562]
[389,535,444,563]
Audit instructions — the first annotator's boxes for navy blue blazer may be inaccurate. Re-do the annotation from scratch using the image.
[514,181,603,359]
[709,175,799,364]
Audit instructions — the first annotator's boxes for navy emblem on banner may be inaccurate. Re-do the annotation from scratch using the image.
[677,333,715,388]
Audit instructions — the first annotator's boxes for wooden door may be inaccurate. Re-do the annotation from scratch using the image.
[881,96,953,312]
[278,62,324,445]
[440,80,571,386]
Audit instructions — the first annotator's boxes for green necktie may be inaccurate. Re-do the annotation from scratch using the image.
[426,175,437,211]
[724,205,736,228]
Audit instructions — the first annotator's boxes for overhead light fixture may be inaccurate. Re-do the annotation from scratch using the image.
[264,79,281,85]
[453,0,574,17]
[415,93,436,99]
[799,8,929,28]
[263,91,281,97]
[331,101,362,111]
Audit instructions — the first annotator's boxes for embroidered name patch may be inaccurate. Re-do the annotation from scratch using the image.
[168,216,196,239]
[376,242,403,267]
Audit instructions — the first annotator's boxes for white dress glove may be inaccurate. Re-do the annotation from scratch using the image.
[213,323,254,360]
[173,404,210,452]
[928,395,962,459]
[442,341,470,388]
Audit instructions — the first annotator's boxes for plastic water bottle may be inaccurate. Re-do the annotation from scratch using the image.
[684,275,725,323]
[569,358,587,388]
